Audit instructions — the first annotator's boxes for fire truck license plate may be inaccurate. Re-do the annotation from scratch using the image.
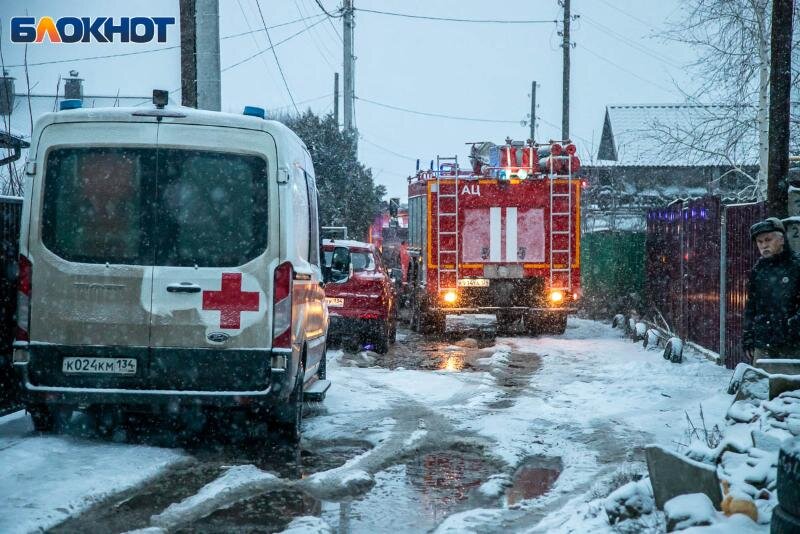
[458,278,490,287]
[62,357,137,375]
[326,297,345,308]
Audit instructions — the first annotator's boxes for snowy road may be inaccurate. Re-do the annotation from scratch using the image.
[0,318,735,533]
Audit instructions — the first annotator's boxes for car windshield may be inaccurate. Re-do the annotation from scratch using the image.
[351,251,376,272]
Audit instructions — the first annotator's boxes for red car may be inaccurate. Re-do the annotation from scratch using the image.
[323,239,397,353]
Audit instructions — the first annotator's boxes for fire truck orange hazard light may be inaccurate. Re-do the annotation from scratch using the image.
[442,290,458,304]
[549,290,564,303]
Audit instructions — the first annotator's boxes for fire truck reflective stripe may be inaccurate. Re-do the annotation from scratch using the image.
[490,207,502,262]
[506,207,518,262]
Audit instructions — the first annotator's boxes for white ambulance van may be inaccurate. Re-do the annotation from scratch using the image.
[13,92,337,439]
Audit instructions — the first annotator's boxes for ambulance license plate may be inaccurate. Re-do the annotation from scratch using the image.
[458,278,490,287]
[325,297,345,308]
[62,357,137,375]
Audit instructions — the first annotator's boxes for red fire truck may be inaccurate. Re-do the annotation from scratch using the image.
[406,138,581,335]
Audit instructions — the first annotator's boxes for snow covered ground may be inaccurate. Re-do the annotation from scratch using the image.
[0,318,745,533]
[0,410,185,534]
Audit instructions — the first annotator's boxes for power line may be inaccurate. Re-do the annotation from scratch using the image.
[307,0,344,43]
[222,13,326,40]
[236,0,286,107]
[354,8,558,24]
[254,0,299,114]
[268,92,333,112]
[356,96,520,124]
[294,0,338,70]
[580,44,677,95]
[360,135,418,161]
[312,0,343,18]
[595,0,659,31]
[581,15,682,69]
[4,15,325,69]
[222,16,327,73]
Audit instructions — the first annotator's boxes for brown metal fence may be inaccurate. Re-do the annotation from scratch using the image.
[645,197,765,369]
[723,202,766,368]
[645,202,685,337]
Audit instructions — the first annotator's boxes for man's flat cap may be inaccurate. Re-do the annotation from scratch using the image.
[750,217,785,239]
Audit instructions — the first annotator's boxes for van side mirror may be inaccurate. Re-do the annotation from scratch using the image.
[324,246,351,283]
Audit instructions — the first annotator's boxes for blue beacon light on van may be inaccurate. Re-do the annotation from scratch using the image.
[59,99,82,111]
[243,106,266,119]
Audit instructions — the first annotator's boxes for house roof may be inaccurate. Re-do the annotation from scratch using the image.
[596,104,759,168]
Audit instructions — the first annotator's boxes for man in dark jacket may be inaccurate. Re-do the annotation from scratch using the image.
[742,217,800,361]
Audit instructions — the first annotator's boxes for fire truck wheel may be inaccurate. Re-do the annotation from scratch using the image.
[542,313,568,335]
[496,311,519,335]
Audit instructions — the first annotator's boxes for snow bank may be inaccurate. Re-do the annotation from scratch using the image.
[278,516,333,533]
[0,415,184,534]
[664,493,717,530]
[150,465,281,530]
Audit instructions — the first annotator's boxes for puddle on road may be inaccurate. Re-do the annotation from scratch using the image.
[194,448,499,533]
[319,449,500,532]
[505,457,562,506]
[51,439,370,534]
[368,327,497,372]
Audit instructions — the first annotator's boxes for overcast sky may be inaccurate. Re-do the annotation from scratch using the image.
[2,0,699,200]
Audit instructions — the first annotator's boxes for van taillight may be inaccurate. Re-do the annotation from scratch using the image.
[272,261,293,350]
[15,254,31,342]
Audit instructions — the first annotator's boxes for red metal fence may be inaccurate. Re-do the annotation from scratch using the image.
[645,197,765,369]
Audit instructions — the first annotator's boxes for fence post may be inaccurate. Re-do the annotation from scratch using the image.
[719,207,727,366]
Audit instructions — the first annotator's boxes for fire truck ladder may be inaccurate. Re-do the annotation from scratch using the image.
[436,155,459,293]
[548,147,574,292]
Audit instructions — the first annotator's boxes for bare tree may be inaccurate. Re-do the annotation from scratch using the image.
[659,0,800,200]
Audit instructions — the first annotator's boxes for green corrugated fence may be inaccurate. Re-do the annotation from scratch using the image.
[580,231,646,317]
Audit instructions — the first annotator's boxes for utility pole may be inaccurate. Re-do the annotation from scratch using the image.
[767,0,793,217]
[561,0,570,141]
[334,72,340,126]
[343,0,356,140]
[179,0,220,111]
[530,81,537,140]
[179,0,197,108]
[195,0,221,111]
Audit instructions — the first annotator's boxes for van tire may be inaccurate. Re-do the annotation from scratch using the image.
[28,404,71,433]
[270,362,304,441]
[28,404,55,432]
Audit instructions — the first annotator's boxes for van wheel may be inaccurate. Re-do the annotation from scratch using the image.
[28,404,55,432]
[28,404,71,433]
[270,362,304,441]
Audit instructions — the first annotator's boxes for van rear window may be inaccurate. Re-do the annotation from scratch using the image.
[42,147,155,265]
[155,149,268,267]
[41,147,268,267]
